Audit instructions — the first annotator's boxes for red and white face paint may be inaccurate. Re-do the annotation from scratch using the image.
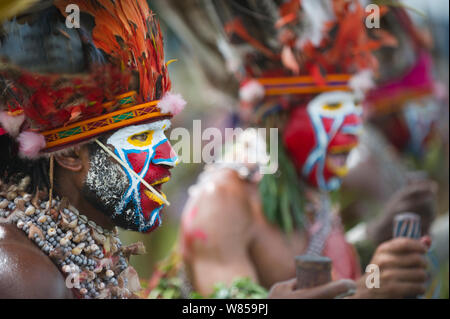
[104,119,178,233]
[284,91,363,191]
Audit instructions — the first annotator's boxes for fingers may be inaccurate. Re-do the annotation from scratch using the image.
[284,278,299,291]
[268,278,297,299]
[376,237,427,255]
[382,268,428,283]
[419,236,432,249]
[376,252,428,269]
[296,279,356,299]
[391,190,436,214]
[391,181,437,209]
[403,180,438,196]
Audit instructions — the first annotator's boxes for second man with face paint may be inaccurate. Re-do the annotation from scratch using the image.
[146,0,432,299]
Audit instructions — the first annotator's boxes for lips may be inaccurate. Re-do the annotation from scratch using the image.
[145,175,171,203]
[139,164,172,220]
[326,140,358,177]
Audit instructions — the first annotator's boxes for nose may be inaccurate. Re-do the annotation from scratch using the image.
[152,140,178,167]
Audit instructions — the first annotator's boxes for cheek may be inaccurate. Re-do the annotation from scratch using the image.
[140,190,160,220]
[126,152,149,174]
[343,113,362,127]
[153,141,177,162]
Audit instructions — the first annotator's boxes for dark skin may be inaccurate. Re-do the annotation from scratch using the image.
[0,145,112,299]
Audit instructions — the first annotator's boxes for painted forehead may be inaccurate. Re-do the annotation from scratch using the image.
[307,91,361,115]
[107,119,171,149]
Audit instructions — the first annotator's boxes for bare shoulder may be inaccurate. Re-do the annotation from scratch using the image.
[181,168,255,252]
[184,168,253,225]
[0,223,74,299]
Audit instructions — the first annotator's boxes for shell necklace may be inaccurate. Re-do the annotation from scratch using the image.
[0,177,146,299]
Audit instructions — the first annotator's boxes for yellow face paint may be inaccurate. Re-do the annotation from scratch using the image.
[326,162,349,177]
[323,102,343,111]
[328,142,359,155]
[144,189,167,206]
[151,176,171,186]
[127,130,154,147]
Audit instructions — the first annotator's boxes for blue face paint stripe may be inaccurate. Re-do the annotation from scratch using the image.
[113,138,172,226]
[302,112,328,176]
[152,157,178,164]
[140,205,164,232]
[153,138,169,149]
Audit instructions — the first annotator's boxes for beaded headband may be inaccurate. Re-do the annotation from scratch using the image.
[255,74,352,97]
[41,92,167,153]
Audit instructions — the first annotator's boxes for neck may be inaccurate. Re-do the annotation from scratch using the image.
[54,168,115,232]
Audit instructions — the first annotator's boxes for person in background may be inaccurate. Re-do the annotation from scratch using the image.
[146,0,432,299]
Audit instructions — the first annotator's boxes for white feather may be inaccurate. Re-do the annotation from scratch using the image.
[297,0,335,49]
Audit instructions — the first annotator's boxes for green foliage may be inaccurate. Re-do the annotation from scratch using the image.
[206,278,268,299]
[147,276,184,299]
[259,141,305,233]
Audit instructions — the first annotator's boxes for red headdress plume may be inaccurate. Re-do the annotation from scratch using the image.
[55,0,171,103]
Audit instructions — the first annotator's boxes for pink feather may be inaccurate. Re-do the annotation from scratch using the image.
[17,131,46,159]
[239,80,265,103]
[157,92,186,116]
[0,111,25,137]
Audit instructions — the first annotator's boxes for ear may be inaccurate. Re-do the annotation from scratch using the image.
[54,147,85,172]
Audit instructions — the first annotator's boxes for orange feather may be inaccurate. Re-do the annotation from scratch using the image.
[55,0,171,102]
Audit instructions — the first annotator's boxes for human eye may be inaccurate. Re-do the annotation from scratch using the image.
[323,102,343,111]
[128,130,154,146]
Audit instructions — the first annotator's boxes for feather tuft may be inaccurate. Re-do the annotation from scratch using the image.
[157,93,186,116]
[239,80,265,104]
[349,70,375,97]
[0,111,26,137]
[17,131,46,159]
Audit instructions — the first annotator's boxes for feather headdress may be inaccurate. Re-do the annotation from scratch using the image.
[208,0,392,77]
[202,0,398,112]
[364,5,436,117]
[0,0,185,157]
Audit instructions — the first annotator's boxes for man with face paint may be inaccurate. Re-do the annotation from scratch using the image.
[84,120,178,234]
[148,0,431,299]
[283,91,364,192]
[341,7,444,251]
[0,0,185,298]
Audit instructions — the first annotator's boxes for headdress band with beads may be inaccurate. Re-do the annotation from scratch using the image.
[41,91,167,153]
[256,74,352,96]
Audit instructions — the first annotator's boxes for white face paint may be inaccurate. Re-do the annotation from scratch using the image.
[307,91,362,120]
[303,91,363,191]
[107,119,171,152]
[96,119,178,233]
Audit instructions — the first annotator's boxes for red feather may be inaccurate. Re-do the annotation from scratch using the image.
[56,0,171,102]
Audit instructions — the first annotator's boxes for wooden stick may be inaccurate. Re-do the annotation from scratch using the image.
[295,254,332,289]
